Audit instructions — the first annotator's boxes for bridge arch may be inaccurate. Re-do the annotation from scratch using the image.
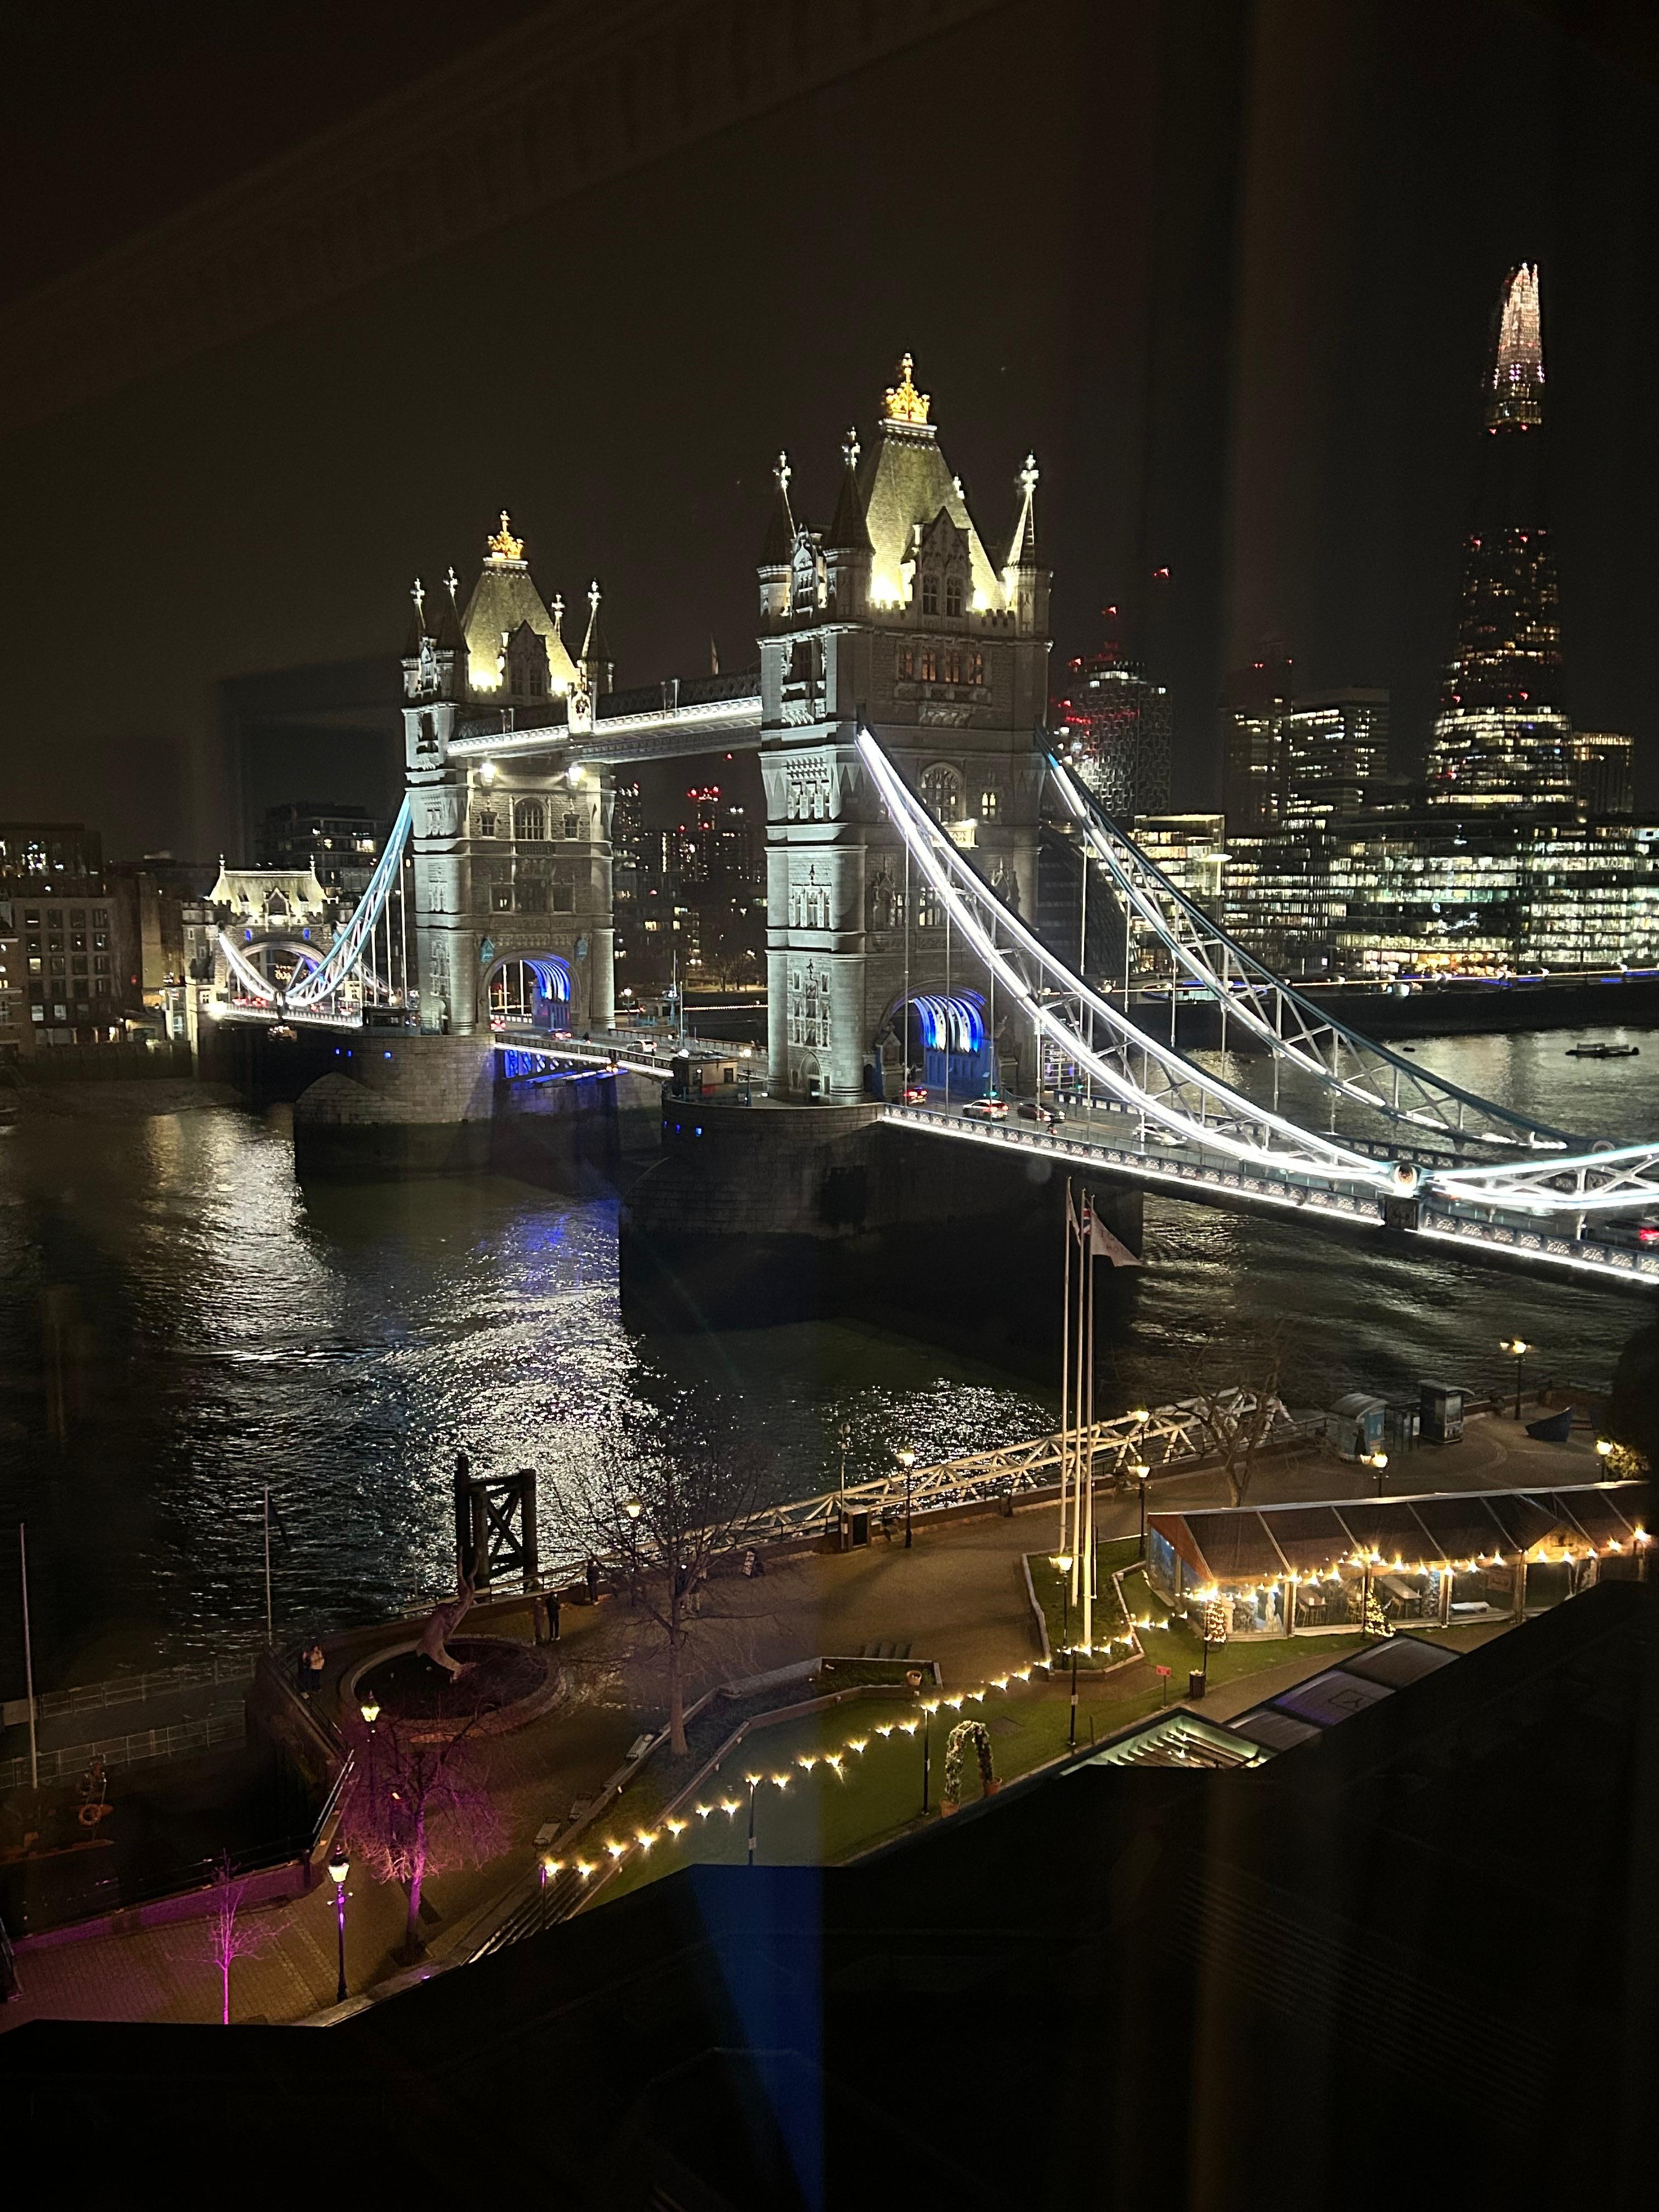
[877,989,995,1099]
[486,952,572,1033]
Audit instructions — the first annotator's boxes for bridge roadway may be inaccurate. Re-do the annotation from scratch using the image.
[496,1037,1659,1291]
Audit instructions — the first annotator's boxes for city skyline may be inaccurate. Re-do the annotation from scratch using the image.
[2,3,1657,857]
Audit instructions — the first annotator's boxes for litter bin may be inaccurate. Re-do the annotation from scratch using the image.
[1188,1669,1206,1701]
[850,1510,870,1546]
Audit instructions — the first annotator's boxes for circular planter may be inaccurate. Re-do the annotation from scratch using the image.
[344,1637,563,1739]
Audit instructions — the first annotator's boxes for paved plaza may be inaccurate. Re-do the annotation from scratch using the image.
[0,1411,1602,2032]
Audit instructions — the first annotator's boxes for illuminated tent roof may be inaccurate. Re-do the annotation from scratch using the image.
[1150,1483,1647,1585]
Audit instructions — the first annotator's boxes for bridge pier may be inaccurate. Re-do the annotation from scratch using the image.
[619,1104,1143,1359]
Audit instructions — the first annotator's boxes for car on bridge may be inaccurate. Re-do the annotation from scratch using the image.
[902,1085,928,1104]
[961,1096,1008,1122]
[1018,1100,1064,1127]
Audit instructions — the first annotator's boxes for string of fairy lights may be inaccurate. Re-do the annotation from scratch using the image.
[539,1661,1059,1892]
[531,1505,1649,1898]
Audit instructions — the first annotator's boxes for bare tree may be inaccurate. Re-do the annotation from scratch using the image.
[336,1714,505,1960]
[554,1400,764,1755]
[204,1854,269,2025]
[1185,1329,1287,1509]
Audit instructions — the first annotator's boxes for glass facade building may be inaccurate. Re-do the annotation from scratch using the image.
[1054,642,1172,820]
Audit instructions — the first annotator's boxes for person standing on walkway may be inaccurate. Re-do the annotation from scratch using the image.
[303,1641,325,1699]
[585,1556,600,1605]
[549,1591,562,1643]
[531,1595,549,1646]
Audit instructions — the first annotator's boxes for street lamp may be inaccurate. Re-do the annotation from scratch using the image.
[1132,1462,1152,1559]
[328,1851,349,2005]
[1500,1339,1530,1421]
[1596,1436,1616,1461]
[1067,1640,1080,1747]
[1364,1449,1390,1497]
[358,1693,380,1726]
[745,1772,761,1865]
[896,1447,917,1549]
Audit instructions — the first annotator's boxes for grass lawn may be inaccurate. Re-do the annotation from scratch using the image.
[572,1574,1468,1916]
[1029,1538,1151,1667]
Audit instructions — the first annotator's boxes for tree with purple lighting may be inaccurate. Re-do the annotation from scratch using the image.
[335,1712,505,1961]
[203,1854,269,2025]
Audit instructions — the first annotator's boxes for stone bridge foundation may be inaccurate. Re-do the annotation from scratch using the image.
[620,1105,1143,1362]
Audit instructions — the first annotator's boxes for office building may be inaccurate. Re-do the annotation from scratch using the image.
[1570,732,1635,818]
[1054,636,1172,819]
[1219,645,1294,832]
[1282,689,1389,830]
[258,800,385,902]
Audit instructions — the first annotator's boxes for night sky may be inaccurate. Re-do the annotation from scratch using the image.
[4,0,1656,858]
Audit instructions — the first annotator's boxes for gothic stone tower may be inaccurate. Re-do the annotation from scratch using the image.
[759,356,1051,1103]
[401,514,616,1037]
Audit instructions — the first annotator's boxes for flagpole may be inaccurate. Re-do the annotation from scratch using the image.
[20,1523,38,1792]
[263,1487,273,1646]
[1081,1190,1096,1655]
[1070,1190,1086,1605]
[1066,1177,1079,1557]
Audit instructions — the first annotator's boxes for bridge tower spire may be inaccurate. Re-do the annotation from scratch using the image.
[399,512,616,1039]
[759,353,1051,1104]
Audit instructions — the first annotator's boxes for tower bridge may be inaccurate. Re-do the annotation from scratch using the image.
[210,354,1659,1295]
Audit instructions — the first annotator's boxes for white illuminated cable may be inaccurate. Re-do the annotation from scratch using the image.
[285,798,413,1007]
[216,931,279,1001]
[1046,753,1574,1154]
[857,730,1392,1186]
[1423,1141,1659,1214]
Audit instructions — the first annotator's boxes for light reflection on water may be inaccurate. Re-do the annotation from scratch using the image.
[0,1023,1651,1680]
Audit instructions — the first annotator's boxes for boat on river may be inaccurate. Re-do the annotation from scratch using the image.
[1565,1042,1639,1058]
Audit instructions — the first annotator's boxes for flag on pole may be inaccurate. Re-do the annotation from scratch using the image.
[1079,1188,1141,1268]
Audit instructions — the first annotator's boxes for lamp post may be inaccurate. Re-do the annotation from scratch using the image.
[1133,1460,1152,1560]
[358,1693,380,1726]
[896,1447,917,1549]
[746,1772,761,1865]
[1068,1640,1080,1747]
[1364,1449,1390,1497]
[921,1703,936,1813]
[1500,1338,1530,1421]
[328,1851,349,2005]
[624,1494,643,1605]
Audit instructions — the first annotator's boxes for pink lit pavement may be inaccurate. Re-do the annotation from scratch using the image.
[0,1411,1597,2033]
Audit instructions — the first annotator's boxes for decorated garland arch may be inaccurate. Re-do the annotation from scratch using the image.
[941,1719,998,1811]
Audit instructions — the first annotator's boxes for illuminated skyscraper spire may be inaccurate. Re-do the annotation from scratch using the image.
[1425,262,1571,809]
[1487,262,1544,428]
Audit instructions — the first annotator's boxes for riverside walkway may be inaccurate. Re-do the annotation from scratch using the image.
[0,1411,1602,2033]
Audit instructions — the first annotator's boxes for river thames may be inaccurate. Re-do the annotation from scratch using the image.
[0,1024,1652,1684]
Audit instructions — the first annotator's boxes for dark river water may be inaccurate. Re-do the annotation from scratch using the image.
[1,1025,1653,1685]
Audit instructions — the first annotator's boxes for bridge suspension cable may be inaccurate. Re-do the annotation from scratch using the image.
[860,729,1398,1190]
[282,797,413,1011]
[1043,753,1577,1158]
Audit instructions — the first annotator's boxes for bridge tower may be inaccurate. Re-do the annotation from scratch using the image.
[400,515,616,1038]
[759,356,1051,1102]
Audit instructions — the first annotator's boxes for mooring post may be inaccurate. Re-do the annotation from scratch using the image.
[517,1467,539,1589]
[453,1451,474,1582]
[470,1488,492,1593]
